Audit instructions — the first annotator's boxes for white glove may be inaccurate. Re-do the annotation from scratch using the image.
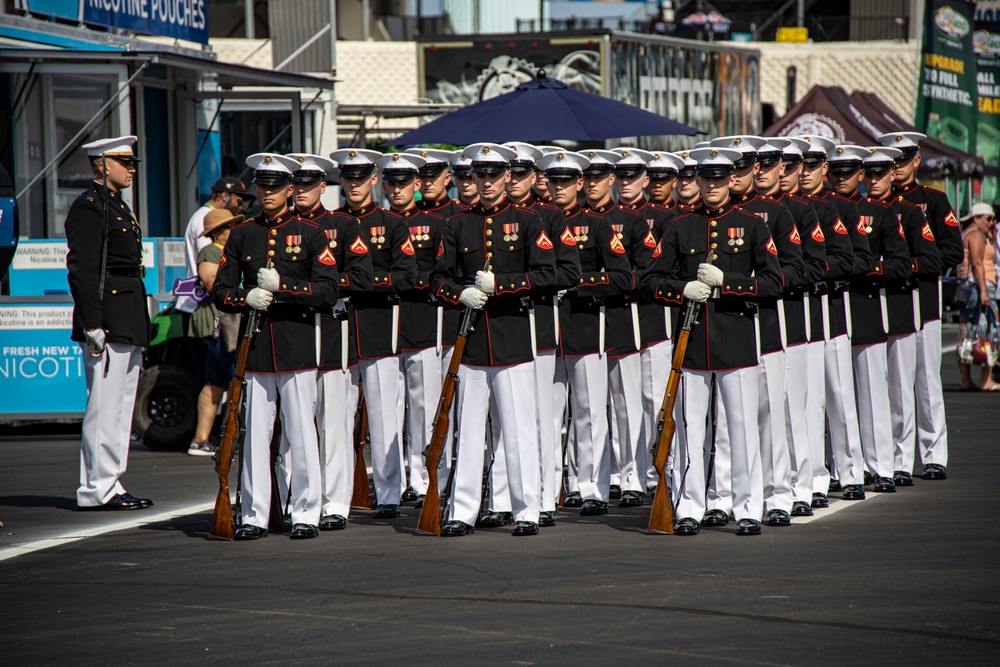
[257,267,280,292]
[683,281,712,303]
[697,263,724,288]
[474,270,496,295]
[84,328,106,353]
[459,287,489,310]
[246,287,274,311]
[556,289,568,302]
[333,298,347,315]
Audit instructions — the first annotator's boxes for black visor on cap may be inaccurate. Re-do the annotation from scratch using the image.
[252,170,291,186]
[582,164,614,176]
[615,166,647,178]
[509,161,535,174]
[545,169,582,180]
[697,166,735,179]
[416,163,447,177]
[647,168,677,180]
[895,147,919,161]
[291,170,326,183]
[678,166,698,178]
[471,162,508,175]
[782,155,803,165]
[827,160,862,175]
[757,152,782,167]
[801,153,827,165]
[733,156,757,170]
[381,169,418,183]
[865,161,894,174]
[452,166,474,177]
[339,165,375,179]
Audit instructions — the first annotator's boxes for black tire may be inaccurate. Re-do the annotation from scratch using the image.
[132,365,199,451]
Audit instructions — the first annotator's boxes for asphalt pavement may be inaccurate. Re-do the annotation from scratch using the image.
[1,326,998,665]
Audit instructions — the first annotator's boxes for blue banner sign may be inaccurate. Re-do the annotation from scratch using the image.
[23,0,209,44]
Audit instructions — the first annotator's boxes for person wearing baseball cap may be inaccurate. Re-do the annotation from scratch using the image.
[181,177,250,292]
[639,145,782,537]
[610,146,678,500]
[67,135,153,512]
[211,152,340,540]
[831,144,915,495]
[877,132,964,481]
[430,141,558,538]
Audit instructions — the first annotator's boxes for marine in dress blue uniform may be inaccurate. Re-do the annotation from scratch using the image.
[212,153,340,540]
[67,136,152,511]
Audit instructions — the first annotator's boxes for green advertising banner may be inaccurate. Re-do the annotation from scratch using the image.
[916,1,978,212]
[975,21,1000,202]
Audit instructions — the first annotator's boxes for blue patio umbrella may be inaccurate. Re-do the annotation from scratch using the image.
[383,73,702,146]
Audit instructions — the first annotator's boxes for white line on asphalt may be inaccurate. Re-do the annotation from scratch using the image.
[0,501,214,563]
[793,493,885,524]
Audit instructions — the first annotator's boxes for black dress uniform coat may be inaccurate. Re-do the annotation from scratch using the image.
[513,195,581,353]
[734,191,806,354]
[845,191,913,347]
[894,181,964,321]
[65,182,149,347]
[620,198,675,347]
[212,209,340,373]
[773,190,827,346]
[639,200,782,371]
[397,205,448,350]
[296,206,375,371]
[419,195,466,221]
[432,197,557,367]
[586,201,646,358]
[802,193,857,339]
[884,195,941,336]
[558,202,634,356]
[338,203,417,359]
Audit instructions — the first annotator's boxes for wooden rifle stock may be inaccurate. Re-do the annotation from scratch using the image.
[210,314,256,539]
[417,306,475,535]
[648,280,711,533]
[350,392,372,508]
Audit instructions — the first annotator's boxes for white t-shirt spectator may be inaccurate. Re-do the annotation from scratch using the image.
[184,203,214,277]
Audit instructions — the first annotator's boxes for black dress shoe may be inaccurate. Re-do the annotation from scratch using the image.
[441,520,474,536]
[374,504,400,519]
[922,464,947,480]
[319,515,347,531]
[735,518,761,535]
[828,479,842,492]
[766,509,791,526]
[863,470,875,486]
[893,471,914,486]
[674,517,700,535]
[289,523,318,539]
[77,493,143,511]
[401,487,419,503]
[841,484,865,500]
[791,501,814,517]
[414,494,426,509]
[119,492,153,508]
[609,485,622,500]
[234,525,267,540]
[512,521,539,536]
[873,477,896,493]
[811,492,829,508]
[479,511,511,527]
[618,490,643,507]
[701,509,729,526]
[538,511,556,527]
[579,499,608,516]
[562,491,583,508]
[283,513,292,532]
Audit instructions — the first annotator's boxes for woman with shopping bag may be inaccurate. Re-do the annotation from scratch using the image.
[956,202,1000,391]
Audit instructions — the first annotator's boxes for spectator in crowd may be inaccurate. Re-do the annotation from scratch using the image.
[956,202,999,391]
[187,208,242,455]
[183,177,248,281]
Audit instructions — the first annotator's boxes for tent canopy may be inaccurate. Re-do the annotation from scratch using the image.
[764,85,984,179]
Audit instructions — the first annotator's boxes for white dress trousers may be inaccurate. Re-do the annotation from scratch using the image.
[77,342,142,507]
[565,353,610,502]
[706,381,732,515]
[674,367,762,523]
[608,352,644,493]
[448,363,540,526]
[824,335,865,486]
[887,332,918,473]
[241,370,321,528]
[783,343,814,505]
[359,356,406,505]
[317,365,361,518]
[852,341,894,479]
[535,349,561,512]
[487,392,513,513]
[638,339,673,493]
[759,350,793,513]
[915,319,948,467]
[805,340,829,494]
[403,346,445,495]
